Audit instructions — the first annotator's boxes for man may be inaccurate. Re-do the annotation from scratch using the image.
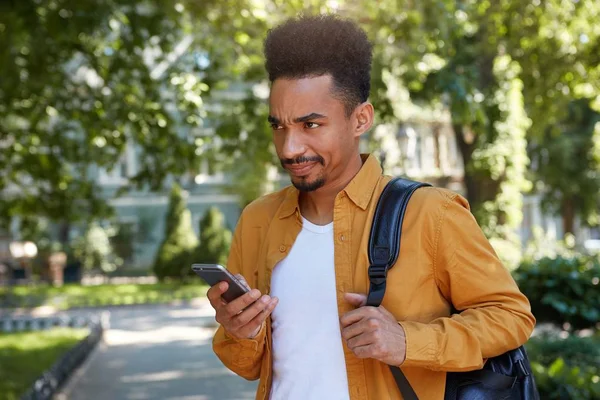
[208,14,535,400]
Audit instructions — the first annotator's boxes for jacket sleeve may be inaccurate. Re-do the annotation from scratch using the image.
[212,211,267,380]
[399,191,536,372]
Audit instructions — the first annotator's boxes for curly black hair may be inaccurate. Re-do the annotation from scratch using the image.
[264,14,373,117]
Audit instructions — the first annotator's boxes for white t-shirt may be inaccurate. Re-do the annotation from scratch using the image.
[269,217,350,400]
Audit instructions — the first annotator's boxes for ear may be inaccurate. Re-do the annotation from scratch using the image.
[352,102,374,138]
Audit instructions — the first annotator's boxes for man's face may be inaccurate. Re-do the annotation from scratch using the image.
[268,75,357,192]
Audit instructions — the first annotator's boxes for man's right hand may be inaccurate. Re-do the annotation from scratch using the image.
[207,274,278,340]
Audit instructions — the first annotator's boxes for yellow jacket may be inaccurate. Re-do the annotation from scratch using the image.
[213,154,535,399]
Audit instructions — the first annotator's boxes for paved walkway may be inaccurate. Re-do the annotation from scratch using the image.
[55,301,258,400]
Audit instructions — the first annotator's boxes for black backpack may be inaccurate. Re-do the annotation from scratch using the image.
[366,177,540,400]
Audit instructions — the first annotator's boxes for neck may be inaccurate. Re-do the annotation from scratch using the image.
[299,153,363,225]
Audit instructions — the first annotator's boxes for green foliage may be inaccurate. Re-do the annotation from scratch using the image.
[70,222,122,273]
[375,1,533,243]
[0,0,204,229]
[512,0,600,141]
[488,236,522,271]
[526,334,600,400]
[193,207,232,266]
[2,0,600,246]
[527,333,600,367]
[0,282,207,310]
[529,100,600,232]
[514,255,600,330]
[523,228,578,262]
[0,328,89,400]
[362,0,600,241]
[153,183,198,280]
[212,89,280,206]
[110,222,136,265]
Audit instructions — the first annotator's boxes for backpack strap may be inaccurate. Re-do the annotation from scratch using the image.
[367,176,431,400]
[367,177,431,307]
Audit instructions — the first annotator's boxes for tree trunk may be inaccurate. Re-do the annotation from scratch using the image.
[453,123,500,224]
[432,123,441,171]
[58,221,70,245]
[562,197,575,236]
[453,124,477,203]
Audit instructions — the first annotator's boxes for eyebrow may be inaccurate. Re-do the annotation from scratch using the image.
[267,113,327,125]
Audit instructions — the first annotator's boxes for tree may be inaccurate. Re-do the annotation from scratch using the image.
[355,0,599,261]
[153,183,198,280]
[71,222,121,273]
[529,100,600,235]
[4,0,599,252]
[508,0,600,236]
[193,207,232,266]
[110,221,137,265]
[350,1,532,268]
[0,0,206,238]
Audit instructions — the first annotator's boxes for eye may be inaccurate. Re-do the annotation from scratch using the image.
[270,123,283,130]
[304,122,320,129]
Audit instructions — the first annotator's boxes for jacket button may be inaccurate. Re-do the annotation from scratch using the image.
[279,245,286,252]
[339,234,346,242]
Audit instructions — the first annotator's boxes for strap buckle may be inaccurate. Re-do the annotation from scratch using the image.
[368,264,388,286]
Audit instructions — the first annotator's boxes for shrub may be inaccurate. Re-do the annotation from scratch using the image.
[514,254,600,330]
[193,207,232,267]
[110,222,136,265]
[70,222,122,273]
[153,183,198,280]
[526,334,600,399]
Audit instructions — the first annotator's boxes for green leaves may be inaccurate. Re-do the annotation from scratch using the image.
[193,207,232,266]
[0,0,208,228]
[153,182,198,280]
[514,254,600,330]
[529,100,600,232]
[71,222,122,272]
[525,332,600,399]
[2,0,599,245]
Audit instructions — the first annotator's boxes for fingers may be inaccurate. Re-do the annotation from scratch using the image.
[350,344,377,359]
[344,292,368,308]
[224,289,262,316]
[346,327,380,350]
[236,297,279,339]
[229,295,276,331]
[341,316,379,341]
[207,281,229,308]
[340,306,377,328]
[205,275,280,340]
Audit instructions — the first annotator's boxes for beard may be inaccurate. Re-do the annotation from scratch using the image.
[280,155,326,192]
[291,176,325,192]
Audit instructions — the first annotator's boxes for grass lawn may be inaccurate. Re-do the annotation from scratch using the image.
[0,280,208,310]
[0,328,89,400]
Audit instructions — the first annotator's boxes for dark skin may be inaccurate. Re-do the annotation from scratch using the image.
[269,75,370,225]
[208,74,407,366]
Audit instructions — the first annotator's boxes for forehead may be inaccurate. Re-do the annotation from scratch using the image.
[269,75,343,116]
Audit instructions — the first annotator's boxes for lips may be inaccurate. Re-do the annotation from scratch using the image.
[286,162,315,176]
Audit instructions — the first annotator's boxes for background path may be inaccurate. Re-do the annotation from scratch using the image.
[56,300,258,400]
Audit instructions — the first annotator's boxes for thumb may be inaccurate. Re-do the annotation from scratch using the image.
[234,274,251,290]
[344,292,368,308]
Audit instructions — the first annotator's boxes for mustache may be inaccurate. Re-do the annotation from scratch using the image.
[280,156,324,166]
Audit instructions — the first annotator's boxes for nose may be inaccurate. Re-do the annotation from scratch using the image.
[280,128,307,161]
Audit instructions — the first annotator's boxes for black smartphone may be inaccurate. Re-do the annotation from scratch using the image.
[191,263,249,302]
